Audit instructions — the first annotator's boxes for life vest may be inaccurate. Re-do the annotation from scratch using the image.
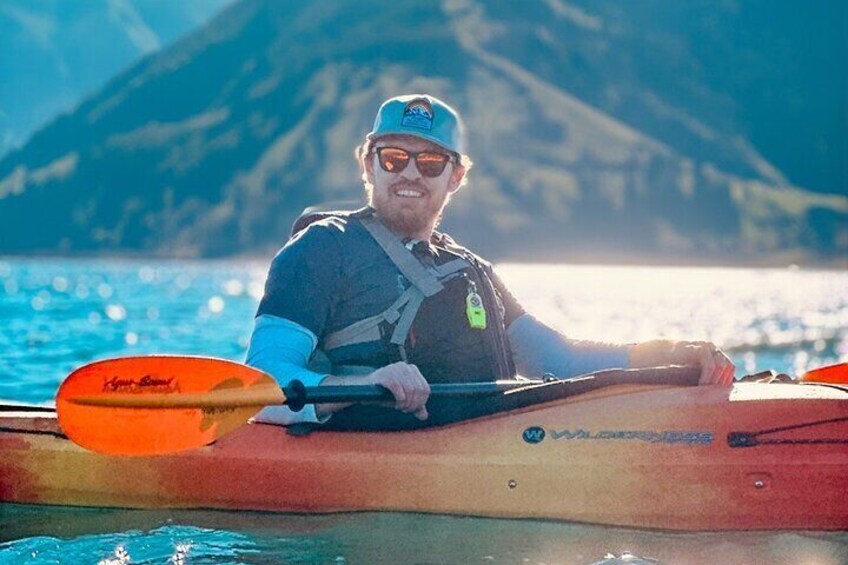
[290,206,516,382]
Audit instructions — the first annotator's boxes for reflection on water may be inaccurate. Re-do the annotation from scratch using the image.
[0,258,267,402]
[499,263,847,376]
[1,505,847,565]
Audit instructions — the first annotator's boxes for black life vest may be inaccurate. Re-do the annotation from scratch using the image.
[290,206,516,383]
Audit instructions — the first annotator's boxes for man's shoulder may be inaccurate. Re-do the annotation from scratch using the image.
[275,212,370,261]
[433,230,492,268]
[297,215,355,236]
[290,206,370,237]
[295,210,367,237]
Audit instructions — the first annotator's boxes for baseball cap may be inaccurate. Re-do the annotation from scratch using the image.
[367,94,466,155]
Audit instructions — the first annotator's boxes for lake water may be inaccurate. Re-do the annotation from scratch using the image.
[0,258,846,564]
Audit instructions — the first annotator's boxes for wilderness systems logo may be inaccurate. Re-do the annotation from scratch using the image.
[552,429,713,445]
[522,426,546,444]
[102,375,181,394]
[522,427,713,445]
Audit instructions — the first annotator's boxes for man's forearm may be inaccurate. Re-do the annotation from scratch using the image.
[508,314,631,379]
[246,315,328,425]
[630,339,700,367]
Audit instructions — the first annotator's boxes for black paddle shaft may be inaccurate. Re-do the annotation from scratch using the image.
[282,379,532,412]
[280,365,701,412]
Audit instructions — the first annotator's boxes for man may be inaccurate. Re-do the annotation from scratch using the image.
[247,94,735,426]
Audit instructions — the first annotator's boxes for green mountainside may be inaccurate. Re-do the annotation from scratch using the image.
[0,0,233,156]
[0,0,845,264]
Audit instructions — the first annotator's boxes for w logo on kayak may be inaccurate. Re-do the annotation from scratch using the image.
[522,426,546,444]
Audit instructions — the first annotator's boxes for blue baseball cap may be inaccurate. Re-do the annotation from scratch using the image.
[367,94,466,155]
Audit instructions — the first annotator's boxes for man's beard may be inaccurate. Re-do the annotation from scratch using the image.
[369,181,450,238]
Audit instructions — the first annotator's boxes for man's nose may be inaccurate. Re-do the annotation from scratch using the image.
[399,159,423,180]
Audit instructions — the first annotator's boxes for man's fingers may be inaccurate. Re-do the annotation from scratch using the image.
[397,364,427,412]
[384,380,407,408]
[699,364,711,385]
[719,354,736,385]
[699,347,715,385]
[698,346,736,385]
[406,388,424,412]
[373,362,430,413]
[715,350,735,385]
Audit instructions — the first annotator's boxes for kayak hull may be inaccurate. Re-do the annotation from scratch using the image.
[1,382,846,531]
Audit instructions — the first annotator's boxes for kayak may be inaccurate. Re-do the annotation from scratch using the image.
[1,380,846,531]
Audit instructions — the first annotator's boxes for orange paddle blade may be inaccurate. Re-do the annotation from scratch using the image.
[800,363,848,384]
[56,356,285,456]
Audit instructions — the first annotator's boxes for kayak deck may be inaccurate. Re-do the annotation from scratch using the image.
[1,382,846,531]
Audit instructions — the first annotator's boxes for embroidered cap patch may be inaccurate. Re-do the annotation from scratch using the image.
[401,99,434,131]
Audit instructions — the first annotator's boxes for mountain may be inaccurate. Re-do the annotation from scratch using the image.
[0,0,845,265]
[0,0,233,156]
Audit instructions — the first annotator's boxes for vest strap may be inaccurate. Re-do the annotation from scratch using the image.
[322,285,417,350]
[390,288,426,345]
[360,217,444,297]
[430,258,470,278]
[389,259,468,346]
[392,260,468,345]
[313,212,485,360]
[321,258,470,352]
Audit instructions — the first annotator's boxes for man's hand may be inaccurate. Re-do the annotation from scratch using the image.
[674,341,736,385]
[630,339,736,386]
[366,362,431,420]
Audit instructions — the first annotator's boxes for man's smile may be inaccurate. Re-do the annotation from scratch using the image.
[395,188,425,198]
[392,182,429,199]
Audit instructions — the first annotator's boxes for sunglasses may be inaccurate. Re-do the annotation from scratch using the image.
[374,147,456,178]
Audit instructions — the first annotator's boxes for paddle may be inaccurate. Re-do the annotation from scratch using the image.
[55,356,541,456]
[55,356,846,456]
[800,362,848,384]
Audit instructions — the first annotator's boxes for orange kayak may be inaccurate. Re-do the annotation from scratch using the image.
[1,381,846,531]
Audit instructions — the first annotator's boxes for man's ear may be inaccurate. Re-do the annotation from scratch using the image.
[448,164,466,194]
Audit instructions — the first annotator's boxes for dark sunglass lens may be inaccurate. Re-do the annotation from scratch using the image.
[378,148,409,173]
[416,153,449,177]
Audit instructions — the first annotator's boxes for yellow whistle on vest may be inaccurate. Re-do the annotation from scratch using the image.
[466,291,487,329]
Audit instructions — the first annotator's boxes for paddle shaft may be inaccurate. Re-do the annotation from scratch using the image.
[283,379,542,411]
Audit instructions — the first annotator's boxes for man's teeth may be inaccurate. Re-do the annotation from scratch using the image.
[396,189,424,198]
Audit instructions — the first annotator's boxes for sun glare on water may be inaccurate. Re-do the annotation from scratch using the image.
[497,263,848,375]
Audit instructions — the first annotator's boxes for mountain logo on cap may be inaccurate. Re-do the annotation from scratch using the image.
[401,98,434,131]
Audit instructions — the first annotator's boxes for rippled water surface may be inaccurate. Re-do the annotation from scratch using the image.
[1,258,846,564]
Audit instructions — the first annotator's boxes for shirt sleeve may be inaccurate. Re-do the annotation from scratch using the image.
[256,224,343,338]
[245,314,331,425]
[489,266,526,327]
[507,314,632,379]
